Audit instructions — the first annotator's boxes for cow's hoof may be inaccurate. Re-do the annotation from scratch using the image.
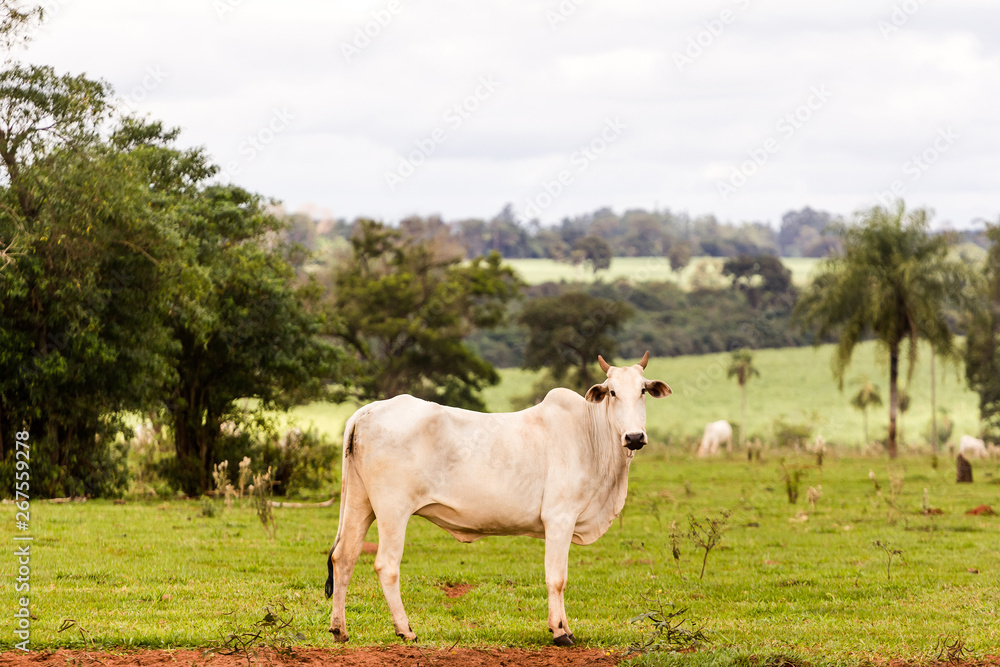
[396,632,418,643]
[329,628,349,642]
[553,633,574,647]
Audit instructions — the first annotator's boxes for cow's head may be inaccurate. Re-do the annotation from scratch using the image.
[585,351,671,451]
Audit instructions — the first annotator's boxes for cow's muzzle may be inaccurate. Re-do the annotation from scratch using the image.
[624,432,646,450]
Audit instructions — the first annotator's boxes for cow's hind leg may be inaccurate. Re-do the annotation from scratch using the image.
[328,496,375,642]
[543,520,575,646]
[373,512,417,641]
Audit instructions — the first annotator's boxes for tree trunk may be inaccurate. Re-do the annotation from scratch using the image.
[888,346,899,458]
[956,454,973,483]
[930,353,938,454]
[863,409,869,448]
[740,384,747,449]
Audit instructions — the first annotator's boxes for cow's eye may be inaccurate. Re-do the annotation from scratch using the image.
[641,387,646,395]
[609,390,616,398]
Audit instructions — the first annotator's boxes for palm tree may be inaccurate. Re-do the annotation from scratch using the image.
[727,348,760,449]
[850,377,883,446]
[795,202,970,458]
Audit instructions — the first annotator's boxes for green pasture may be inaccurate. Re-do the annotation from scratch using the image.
[502,257,820,289]
[3,456,999,665]
[293,340,982,453]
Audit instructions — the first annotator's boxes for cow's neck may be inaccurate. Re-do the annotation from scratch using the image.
[584,400,635,518]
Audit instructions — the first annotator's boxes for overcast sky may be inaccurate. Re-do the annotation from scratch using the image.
[18,0,1000,228]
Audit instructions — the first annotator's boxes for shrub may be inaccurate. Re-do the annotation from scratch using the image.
[772,416,813,449]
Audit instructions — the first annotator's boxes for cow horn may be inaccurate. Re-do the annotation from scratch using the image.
[597,355,611,374]
[638,350,650,369]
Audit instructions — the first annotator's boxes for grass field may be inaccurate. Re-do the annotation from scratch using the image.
[502,257,821,289]
[4,455,999,665]
[291,340,982,454]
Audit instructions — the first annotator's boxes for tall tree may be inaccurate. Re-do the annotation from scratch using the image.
[161,182,341,495]
[519,292,633,391]
[850,377,883,446]
[965,222,1000,443]
[668,242,692,274]
[331,219,520,411]
[722,254,795,309]
[795,202,970,457]
[572,235,612,273]
[0,62,177,495]
[726,348,759,448]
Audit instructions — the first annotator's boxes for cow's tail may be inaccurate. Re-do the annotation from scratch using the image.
[325,411,361,599]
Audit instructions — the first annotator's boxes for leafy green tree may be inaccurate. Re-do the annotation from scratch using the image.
[0,69,176,495]
[722,254,795,309]
[727,348,759,448]
[795,202,970,457]
[519,292,633,391]
[572,235,612,273]
[668,242,692,274]
[850,377,883,446]
[160,183,342,495]
[331,219,520,410]
[965,222,1000,443]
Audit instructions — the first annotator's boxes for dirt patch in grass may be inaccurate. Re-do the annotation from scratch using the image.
[965,504,996,516]
[0,647,620,666]
[439,582,476,598]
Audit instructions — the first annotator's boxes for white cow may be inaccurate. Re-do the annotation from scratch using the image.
[697,420,733,457]
[959,435,988,460]
[325,352,671,646]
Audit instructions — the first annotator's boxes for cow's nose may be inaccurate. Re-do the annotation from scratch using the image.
[624,432,646,450]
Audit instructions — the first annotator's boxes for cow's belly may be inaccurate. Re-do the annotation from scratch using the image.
[415,502,546,542]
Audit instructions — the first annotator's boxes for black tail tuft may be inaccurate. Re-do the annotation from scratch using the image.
[324,547,334,598]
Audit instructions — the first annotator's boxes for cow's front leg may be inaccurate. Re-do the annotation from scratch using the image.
[542,520,575,646]
[374,512,417,642]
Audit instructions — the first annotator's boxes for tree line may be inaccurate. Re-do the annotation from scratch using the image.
[288,201,993,270]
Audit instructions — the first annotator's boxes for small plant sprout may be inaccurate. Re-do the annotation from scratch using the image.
[869,469,881,492]
[216,599,305,665]
[780,460,804,504]
[629,598,709,654]
[250,466,277,539]
[807,485,822,509]
[212,461,234,508]
[668,520,683,577]
[933,635,975,663]
[812,435,827,467]
[687,509,732,580]
[238,456,253,500]
[874,540,904,581]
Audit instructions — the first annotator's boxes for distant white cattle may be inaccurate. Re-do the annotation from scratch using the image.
[959,435,988,460]
[698,420,733,457]
[325,352,671,646]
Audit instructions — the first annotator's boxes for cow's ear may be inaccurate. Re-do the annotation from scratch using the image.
[585,384,609,403]
[644,380,672,398]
